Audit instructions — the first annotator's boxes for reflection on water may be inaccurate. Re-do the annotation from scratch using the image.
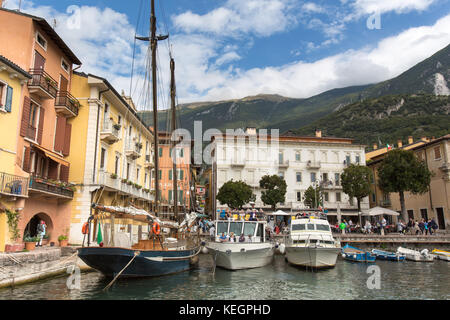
[1,254,449,300]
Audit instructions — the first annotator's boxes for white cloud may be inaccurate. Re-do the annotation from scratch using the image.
[172,0,299,38]
[302,2,325,13]
[352,0,436,15]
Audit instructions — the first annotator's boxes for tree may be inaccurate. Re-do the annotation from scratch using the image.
[216,180,254,210]
[377,149,432,222]
[303,185,323,209]
[259,175,287,211]
[341,164,373,214]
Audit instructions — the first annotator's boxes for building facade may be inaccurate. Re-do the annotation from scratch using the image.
[368,134,450,230]
[0,56,31,252]
[212,129,369,220]
[0,8,82,249]
[67,72,155,245]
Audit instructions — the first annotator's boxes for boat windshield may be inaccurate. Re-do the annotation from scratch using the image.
[217,221,228,235]
[229,222,243,236]
[306,223,315,230]
[292,224,306,231]
[243,222,256,236]
[316,224,330,231]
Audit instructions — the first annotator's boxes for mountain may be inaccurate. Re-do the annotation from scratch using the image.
[138,43,450,140]
[289,94,450,148]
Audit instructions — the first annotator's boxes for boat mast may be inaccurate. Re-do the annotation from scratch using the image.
[170,57,179,221]
[150,0,160,216]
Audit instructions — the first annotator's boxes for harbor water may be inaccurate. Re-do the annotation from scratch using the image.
[0,254,449,300]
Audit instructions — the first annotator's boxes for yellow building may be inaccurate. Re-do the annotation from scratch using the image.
[67,72,155,245]
[0,55,31,251]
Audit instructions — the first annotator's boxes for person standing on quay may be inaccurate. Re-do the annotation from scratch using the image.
[36,220,46,247]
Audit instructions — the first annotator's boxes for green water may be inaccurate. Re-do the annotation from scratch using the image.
[1,254,449,300]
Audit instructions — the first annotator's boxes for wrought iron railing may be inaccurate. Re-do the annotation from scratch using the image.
[29,175,74,198]
[28,69,58,98]
[0,172,29,197]
[55,91,80,116]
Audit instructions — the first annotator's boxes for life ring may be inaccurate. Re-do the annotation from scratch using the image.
[152,222,161,235]
[82,222,89,234]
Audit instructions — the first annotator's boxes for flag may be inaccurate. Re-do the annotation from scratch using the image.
[97,225,103,245]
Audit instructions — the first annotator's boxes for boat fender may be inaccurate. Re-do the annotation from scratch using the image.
[201,247,209,254]
[82,222,89,234]
[226,249,231,255]
[240,248,246,252]
[200,240,206,246]
[279,244,286,255]
[152,222,161,235]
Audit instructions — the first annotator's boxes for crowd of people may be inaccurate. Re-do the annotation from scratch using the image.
[217,207,262,222]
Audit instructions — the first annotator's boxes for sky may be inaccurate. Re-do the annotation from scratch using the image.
[3,0,450,109]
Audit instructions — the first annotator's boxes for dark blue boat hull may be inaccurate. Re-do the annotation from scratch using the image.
[77,247,198,278]
[341,244,376,263]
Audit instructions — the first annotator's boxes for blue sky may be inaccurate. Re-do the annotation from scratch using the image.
[4,0,450,108]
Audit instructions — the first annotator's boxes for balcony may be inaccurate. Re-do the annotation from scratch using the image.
[55,91,81,117]
[320,180,342,190]
[230,159,245,167]
[125,139,142,159]
[0,172,29,198]
[307,160,321,169]
[144,154,154,168]
[28,176,74,199]
[277,160,289,168]
[100,121,121,144]
[98,172,154,202]
[28,69,58,99]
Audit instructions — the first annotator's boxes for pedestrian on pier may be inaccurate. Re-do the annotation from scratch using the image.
[418,219,425,234]
[36,220,46,247]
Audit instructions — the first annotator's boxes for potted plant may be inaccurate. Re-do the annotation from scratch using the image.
[121,178,128,184]
[127,180,133,186]
[58,235,68,247]
[42,233,50,246]
[24,235,38,251]
[113,123,121,130]
[110,173,118,179]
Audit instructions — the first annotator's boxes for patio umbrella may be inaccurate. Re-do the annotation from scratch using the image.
[361,206,400,216]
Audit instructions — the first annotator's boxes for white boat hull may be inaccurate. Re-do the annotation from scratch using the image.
[435,254,450,261]
[206,242,275,270]
[397,247,434,262]
[285,246,341,268]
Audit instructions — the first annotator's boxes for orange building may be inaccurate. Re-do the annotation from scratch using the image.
[154,131,191,215]
[0,8,82,247]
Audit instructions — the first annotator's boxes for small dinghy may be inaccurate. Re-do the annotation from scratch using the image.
[397,247,434,262]
[371,249,405,261]
[431,249,450,261]
[341,244,376,263]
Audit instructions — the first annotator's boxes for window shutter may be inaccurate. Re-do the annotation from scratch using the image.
[37,107,45,144]
[20,96,31,137]
[169,190,172,202]
[5,86,13,112]
[169,169,172,180]
[22,146,31,173]
[62,122,72,156]
[54,116,66,153]
[179,169,183,180]
[60,165,70,182]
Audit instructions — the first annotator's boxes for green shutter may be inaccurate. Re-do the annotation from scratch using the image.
[179,169,183,180]
[158,170,162,180]
[180,148,184,157]
[169,190,173,202]
[159,147,162,157]
[169,169,172,180]
[5,86,13,112]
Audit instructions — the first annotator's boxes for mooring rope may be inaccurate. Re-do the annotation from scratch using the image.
[144,246,202,262]
[103,251,140,291]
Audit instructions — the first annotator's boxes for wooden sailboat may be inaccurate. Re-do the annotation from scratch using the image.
[77,0,201,278]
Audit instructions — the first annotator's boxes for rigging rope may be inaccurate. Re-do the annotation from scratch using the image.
[103,251,140,291]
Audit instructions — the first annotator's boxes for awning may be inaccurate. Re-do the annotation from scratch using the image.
[33,144,70,167]
[361,206,400,216]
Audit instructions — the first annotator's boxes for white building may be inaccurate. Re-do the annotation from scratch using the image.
[211,128,369,221]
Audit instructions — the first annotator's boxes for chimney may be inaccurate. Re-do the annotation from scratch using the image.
[245,127,256,135]
[421,136,429,142]
[397,140,402,148]
[373,143,378,150]
[315,129,322,138]
[408,136,413,144]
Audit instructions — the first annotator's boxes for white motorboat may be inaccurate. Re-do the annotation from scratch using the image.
[285,214,341,268]
[206,219,275,270]
[431,249,450,261]
[397,247,434,262]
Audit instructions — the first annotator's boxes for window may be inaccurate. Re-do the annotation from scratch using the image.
[243,222,256,236]
[159,147,163,157]
[322,173,328,182]
[278,172,284,179]
[279,151,283,163]
[316,224,330,231]
[114,155,119,175]
[336,192,341,202]
[356,155,360,164]
[296,191,301,202]
[434,146,441,160]
[371,193,376,203]
[61,58,69,73]
[144,172,148,187]
[292,224,305,231]
[335,173,340,186]
[420,208,428,220]
[306,223,315,230]
[126,163,130,179]
[296,172,302,183]
[178,169,184,180]
[118,115,121,125]
[169,169,172,180]
[158,170,162,180]
[229,222,243,236]
[408,210,414,220]
[0,83,11,112]
[217,222,228,235]
[324,192,329,202]
[346,155,351,164]
[180,148,184,157]
[310,172,316,183]
[36,32,47,50]
[29,102,39,128]
[168,190,173,202]
[295,152,301,162]
[0,82,5,107]
[136,168,140,182]
[100,148,106,169]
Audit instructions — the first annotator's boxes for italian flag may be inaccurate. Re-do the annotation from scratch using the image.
[97,226,103,245]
